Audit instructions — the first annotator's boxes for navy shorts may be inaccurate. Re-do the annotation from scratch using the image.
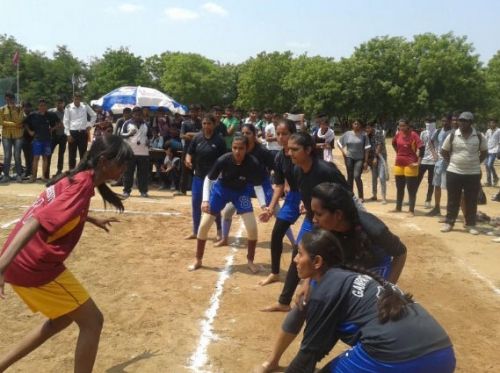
[32,140,52,156]
[210,181,253,215]
[326,343,455,373]
[277,190,301,224]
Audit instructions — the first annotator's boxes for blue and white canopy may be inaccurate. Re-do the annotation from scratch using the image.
[91,86,187,115]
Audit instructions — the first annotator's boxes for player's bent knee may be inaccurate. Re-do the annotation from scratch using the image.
[197,213,216,240]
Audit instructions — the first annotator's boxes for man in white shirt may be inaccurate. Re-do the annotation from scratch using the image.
[265,112,281,156]
[440,112,488,234]
[63,93,96,170]
[484,118,500,186]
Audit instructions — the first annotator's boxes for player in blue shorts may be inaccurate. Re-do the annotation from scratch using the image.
[185,114,227,239]
[258,182,408,372]
[262,132,349,312]
[283,229,455,373]
[259,119,301,286]
[189,135,267,273]
[216,123,295,248]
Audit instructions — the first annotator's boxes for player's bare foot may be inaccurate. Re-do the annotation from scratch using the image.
[260,303,291,312]
[247,261,261,274]
[253,361,279,373]
[184,233,196,240]
[214,238,228,247]
[188,260,202,271]
[259,273,280,286]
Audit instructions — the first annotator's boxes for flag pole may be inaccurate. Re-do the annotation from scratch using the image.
[16,56,20,104]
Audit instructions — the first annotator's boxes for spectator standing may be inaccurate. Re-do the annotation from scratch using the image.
[337,120,370,201]
[0,93,25,183]
[63,93,96,170]
[23,99,59,182]
[48,98,67,177]
[426,115,453,216]
[313,114,335,163]
[484,118,500,186]
[21,102,34,180]
[121,106,152,198]
[365,122,388,203]
[441,112,488,234]
[392,119,424,215]
[222,105,240,150]
[417,116,438,208]
[211,106,228,140]
[114,107,132,135]
[152,107,170,143]
[265,113,282,158]
[178,105,202,195]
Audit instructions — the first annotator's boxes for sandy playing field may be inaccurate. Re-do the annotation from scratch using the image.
[1,144,500,372]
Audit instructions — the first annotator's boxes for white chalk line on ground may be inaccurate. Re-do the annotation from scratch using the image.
[0,203,182,219]
[1,218,20,229]
[187,219,245,372]
[398,218,500,297]
[458,259,500,296]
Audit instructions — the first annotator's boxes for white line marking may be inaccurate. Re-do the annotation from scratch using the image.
[402,222,422,231]
[1,218,20,229]
[188,219,244,372]
[89,208,181,217]
[459,259,500,296]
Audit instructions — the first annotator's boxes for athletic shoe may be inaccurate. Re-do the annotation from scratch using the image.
[140,193,149,198]
[15,175,23,183]
[122,192,130,199]
[0,175,10,183]
[465,225,480,235]
[440,224,453,233]
[424,201,432,209]
[173,191,185,196]
[426,207,441,217]
[381,199,387,205]
[369,196,377,201]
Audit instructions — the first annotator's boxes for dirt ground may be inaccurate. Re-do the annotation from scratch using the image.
[1,142,499,373]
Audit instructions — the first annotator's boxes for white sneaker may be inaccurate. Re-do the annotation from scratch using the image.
[424,201,432,209]
[441,224,453,233]
[464,226,479,235]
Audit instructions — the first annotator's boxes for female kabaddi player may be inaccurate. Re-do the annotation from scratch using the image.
[189,134,267,273]
[0,135,133,373]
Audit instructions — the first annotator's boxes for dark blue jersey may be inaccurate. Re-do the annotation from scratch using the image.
[273,150,298,191]
[207,152,263,190]
[288,268,451,372]
[188,132,227,178]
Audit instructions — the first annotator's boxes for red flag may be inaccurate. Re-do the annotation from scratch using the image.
[12,51,19,66]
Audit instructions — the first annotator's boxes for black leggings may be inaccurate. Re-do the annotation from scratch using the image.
[270,218,293,274]
[395,175,419,212]
[278,244,300,306]
[417,164,435,202]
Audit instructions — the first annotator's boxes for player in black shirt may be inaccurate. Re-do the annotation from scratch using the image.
[262,132,349,313]
[259,120,301,286]
[282,229,454,373]
[259,183,408,372]
[23,99,60,183]
[215,123,281,247]
[189,135,267,273]
[185,114,227,239]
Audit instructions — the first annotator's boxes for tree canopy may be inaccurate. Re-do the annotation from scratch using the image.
[1,32,498,125]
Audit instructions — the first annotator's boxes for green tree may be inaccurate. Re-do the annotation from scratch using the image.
[86,47,150,100]
[407,33,485,120]
[283,55,339,117]
[236,51,294,112]
[484,51,500,119]
[159,52,225,108]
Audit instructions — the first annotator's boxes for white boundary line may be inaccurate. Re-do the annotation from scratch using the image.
[1,218,20,229]
[187,219,244,372]
[458,259,500,296]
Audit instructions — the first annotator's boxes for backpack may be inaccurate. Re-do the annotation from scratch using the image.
[448,129,483,153]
